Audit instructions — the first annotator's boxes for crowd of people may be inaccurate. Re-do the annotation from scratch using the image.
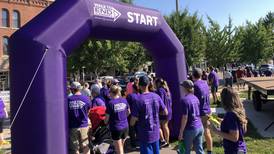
[67,67,248,154]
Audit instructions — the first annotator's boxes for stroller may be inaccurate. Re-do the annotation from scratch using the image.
[88,106,115,154]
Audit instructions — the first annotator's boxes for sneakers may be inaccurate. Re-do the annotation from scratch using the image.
[160,140,170,148]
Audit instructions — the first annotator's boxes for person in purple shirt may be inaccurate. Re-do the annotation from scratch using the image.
[0,97,8,145]
[130,76,168,154]
[91,84,105,108]
[208,66,220,104]
[100,80,111,103]
[193,68,213,154]
[106,85,130,154]
[68,82,91,154]
[155,78,172,147]
[126,84,140,148]
[178,80,204,154]
[210,88,247,154]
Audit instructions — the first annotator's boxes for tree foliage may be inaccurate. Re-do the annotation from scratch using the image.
[166,9,206,66]
[68,4,274,76]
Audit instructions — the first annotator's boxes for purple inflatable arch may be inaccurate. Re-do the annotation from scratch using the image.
[9,0,187,153]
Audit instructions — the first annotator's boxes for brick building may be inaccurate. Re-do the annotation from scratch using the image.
[0,0,53,90]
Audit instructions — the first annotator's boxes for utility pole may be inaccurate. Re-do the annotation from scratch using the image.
[176,0,179,13]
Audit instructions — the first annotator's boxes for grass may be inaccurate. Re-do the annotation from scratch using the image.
[212,121,274,154]
[170,120,274,154]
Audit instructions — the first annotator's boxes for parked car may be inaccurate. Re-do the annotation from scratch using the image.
[134,71,147,78]
[99,76,114,81]
[259,64,274,74]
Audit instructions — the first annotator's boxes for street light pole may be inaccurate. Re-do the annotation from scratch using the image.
[176,0,179,13]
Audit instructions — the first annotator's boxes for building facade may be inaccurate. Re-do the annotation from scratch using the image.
[0,0,53,90]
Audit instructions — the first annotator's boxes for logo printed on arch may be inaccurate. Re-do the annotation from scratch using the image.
[94,3,121,22]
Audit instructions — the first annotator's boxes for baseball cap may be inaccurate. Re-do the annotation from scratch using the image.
[139,75,150,86]
[71,82,82,90]
[112,79,120,84]
[180,80,194,89]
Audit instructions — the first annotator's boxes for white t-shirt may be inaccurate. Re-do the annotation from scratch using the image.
[224,71,232,79]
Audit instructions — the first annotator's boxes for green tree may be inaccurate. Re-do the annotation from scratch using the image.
[238,21,273,66]
[205,17,240,67]
[166,9,206,66]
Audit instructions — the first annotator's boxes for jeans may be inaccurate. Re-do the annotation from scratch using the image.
[183,127,204,154]
[140,141,160,154]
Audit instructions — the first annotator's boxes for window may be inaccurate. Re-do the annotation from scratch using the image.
[1,9,9,27]
[12,10,20,28]
[2,36,9,55]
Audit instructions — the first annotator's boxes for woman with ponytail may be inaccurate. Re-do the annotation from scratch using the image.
[210,87,247,154]
[155,78,172,147]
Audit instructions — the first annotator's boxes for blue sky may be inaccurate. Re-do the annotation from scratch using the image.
[134,0,274,27]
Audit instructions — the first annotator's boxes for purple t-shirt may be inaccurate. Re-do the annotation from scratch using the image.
[100,86,110,103]
[194,80,211,116]
[181,94,202,130]
[208,71,219,87]
[91,96,105,108]
[126,93,139,111]
[68,94,91,128]
[131,92,167,143]
[106,97,129,131]
[156,87,172,120]
[221,112,247,154]
[0,98,5,118]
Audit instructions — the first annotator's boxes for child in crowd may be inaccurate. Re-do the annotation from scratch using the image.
[210,87,247,154]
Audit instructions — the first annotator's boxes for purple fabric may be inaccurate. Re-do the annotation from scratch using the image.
[10,0,187,153]
[221,112,247,154]
[156,87,172,120]
[131,92,166,143]
[126,93,139,111]
[194,80,211,116]
[208,71,219,87]
[91,96,105,108]
[68,94,91,128]
[0,98,5,118]
[181,94,202,130]
[106,97,129,131]
[100,86,110,103]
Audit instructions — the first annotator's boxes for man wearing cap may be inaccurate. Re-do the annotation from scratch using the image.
[178,80,204,154]
[68,82,91,154]
[130,76,168,154]
[193,68,212,154]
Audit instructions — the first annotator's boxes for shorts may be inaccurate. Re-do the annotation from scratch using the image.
[0,118,4,133]
[201,115,210,129]
[140,141,160,154]
[211,85,218,93]
[111,127,129,141]
[159,113,172,121]
[69,127,89,154]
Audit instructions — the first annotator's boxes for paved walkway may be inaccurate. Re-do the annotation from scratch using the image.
[243,99,274,138]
